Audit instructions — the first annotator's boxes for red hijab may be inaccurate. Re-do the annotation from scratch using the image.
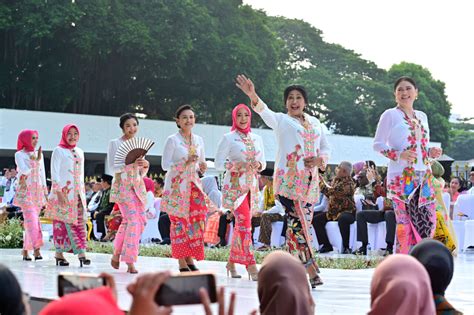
[231,104,252,134]
[59,124,80,149]
[39,287,122,315]
[144,177,154,193]
[17,130,38,152]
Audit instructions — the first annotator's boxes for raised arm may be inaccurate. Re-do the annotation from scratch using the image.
[235,74,279,129]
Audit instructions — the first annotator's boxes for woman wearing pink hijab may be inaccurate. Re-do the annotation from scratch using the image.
[215,104,266,280]
[369,254,435,315]
[14,130,47,261]
[45,125,90,267]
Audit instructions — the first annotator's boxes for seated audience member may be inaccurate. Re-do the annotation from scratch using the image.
[314,161,356,254]
[202,176,224,246]
[369,255,435,315]
[2,167,21,217]
[466,167,474,194]
[154,177,164,198]
[0,263,30,315]
[257,251,315,315]
[102,203,122,242]
[144,177,157,220]
[446,176,465,219]
[254,169,285,250]
[354,164,395,256]
[93,174,114,240]
[410,239,462,315]
[87,181,103,215]
[85,182,95,204]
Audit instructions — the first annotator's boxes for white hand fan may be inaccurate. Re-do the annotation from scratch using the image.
[114,137,155,168]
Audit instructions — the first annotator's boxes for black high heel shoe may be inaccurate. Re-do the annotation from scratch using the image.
[187,264,199,271]
[78,256,91,268]
[34,255,43,261]
[22,256,32,261]
[179,267,191,272]
[55,257,70,266]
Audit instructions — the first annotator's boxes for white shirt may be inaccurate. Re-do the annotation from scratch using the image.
[49,146,87,210]
[87,190,103,211]
[373,108,431,180]
[15,150,47,187]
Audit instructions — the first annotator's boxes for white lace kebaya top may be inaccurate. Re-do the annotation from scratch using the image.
[252,98,330,204]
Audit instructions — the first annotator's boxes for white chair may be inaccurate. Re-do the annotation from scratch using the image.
[324,221,356,253]
[452,221,465,252]
[442,192,451,211]
[463,220,474,251]
[141,217,161,244]
[270,221,285,247]
[253,226,261,246]
[453,194,474,220]
[310,226,319,249]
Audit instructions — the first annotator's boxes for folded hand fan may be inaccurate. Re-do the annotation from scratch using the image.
[114,137,154,168]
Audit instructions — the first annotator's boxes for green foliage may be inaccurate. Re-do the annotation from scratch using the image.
[0,1,451,144]
[86,241,382,269]
[445,127,474,160]
[0,218,24,248]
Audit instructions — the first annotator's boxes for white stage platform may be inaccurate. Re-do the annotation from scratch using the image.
[1,248,473,314]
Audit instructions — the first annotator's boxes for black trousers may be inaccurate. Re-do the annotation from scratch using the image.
[356,210,396,247]
[158,212,171,241]
[95,209,112,235]
[313,212,355,249]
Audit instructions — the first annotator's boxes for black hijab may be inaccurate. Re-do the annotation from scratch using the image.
[409,239,454,296]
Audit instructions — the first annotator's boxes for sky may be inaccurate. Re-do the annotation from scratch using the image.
[244,0,474,119]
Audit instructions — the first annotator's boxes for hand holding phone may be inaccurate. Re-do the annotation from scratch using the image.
[128,271,172,315]
[155,272,217,306]
[57,272,106,297]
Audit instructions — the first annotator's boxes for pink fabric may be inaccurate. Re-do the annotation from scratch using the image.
[113,193,146,263]
[229,193,256,266]
[17,130,38,152]
[22,204,44,250]
[231,104,252,134]
[143,177,154,193]
[369,255,435,315]
[59,124,79,149]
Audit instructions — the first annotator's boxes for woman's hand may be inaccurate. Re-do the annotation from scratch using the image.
[136,157,149,169]
[429,147,442,159]
[304,157,325,170]
[57,191,68,207]
[200,287,236,315]
[235,74,259,105]
[400,150,417,163]
[127,271,172,315]
[36,146,42,161]
[186,154,199,165]
[249,161,262,172]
